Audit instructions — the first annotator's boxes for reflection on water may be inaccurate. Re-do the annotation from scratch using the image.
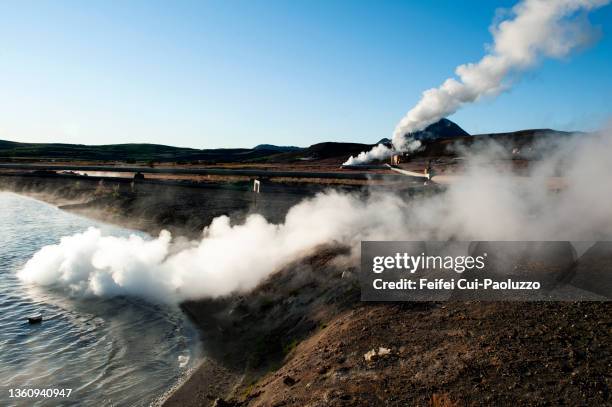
[0,192,200,406]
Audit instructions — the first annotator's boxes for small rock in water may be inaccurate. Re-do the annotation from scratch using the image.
[27,314,43,324]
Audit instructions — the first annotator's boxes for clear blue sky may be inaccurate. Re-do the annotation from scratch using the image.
[0,0,610,148]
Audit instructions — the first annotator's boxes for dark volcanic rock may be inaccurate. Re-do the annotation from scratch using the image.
[282,376,297,386]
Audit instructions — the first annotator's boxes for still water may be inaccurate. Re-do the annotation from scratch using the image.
[0,192,199,406]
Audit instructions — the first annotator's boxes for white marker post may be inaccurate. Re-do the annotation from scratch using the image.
[252,179,261,208]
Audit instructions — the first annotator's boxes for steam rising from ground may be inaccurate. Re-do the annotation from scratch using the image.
[18,129,612,303]
[344,143,395,166]
[343,139,421,166]
[346,0,609,165]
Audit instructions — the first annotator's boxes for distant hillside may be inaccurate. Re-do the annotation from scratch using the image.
[0,141,196,161]
[253,144,302,152]
[413,128,581,159]
[0,141,305,163]
[298,142,374,160]
[255,142,376,164]
[472,128,577,140]
[0,124,582,164]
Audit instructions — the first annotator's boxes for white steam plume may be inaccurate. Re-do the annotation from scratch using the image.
[343,139,422,166]
[18,128,612,304]
[346,0,609,165]
[18,191,416,303]
[393,0,608,146]
[343,143,394,166]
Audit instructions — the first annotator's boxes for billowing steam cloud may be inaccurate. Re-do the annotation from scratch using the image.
[343,139,422,166]
[18,191,417,303]
[345,0,610,165]
[344,143,395,166]
[393,0,608,144]
[18,128,612,304]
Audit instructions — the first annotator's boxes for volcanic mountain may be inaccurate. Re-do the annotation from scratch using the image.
[405,118,470,141]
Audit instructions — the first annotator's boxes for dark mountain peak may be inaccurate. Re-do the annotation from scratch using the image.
[407,118,470,142]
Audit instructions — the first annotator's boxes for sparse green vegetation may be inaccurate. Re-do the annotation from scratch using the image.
[282,338,299,355]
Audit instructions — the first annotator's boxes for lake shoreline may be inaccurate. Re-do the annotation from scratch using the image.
[0,191,202,407]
